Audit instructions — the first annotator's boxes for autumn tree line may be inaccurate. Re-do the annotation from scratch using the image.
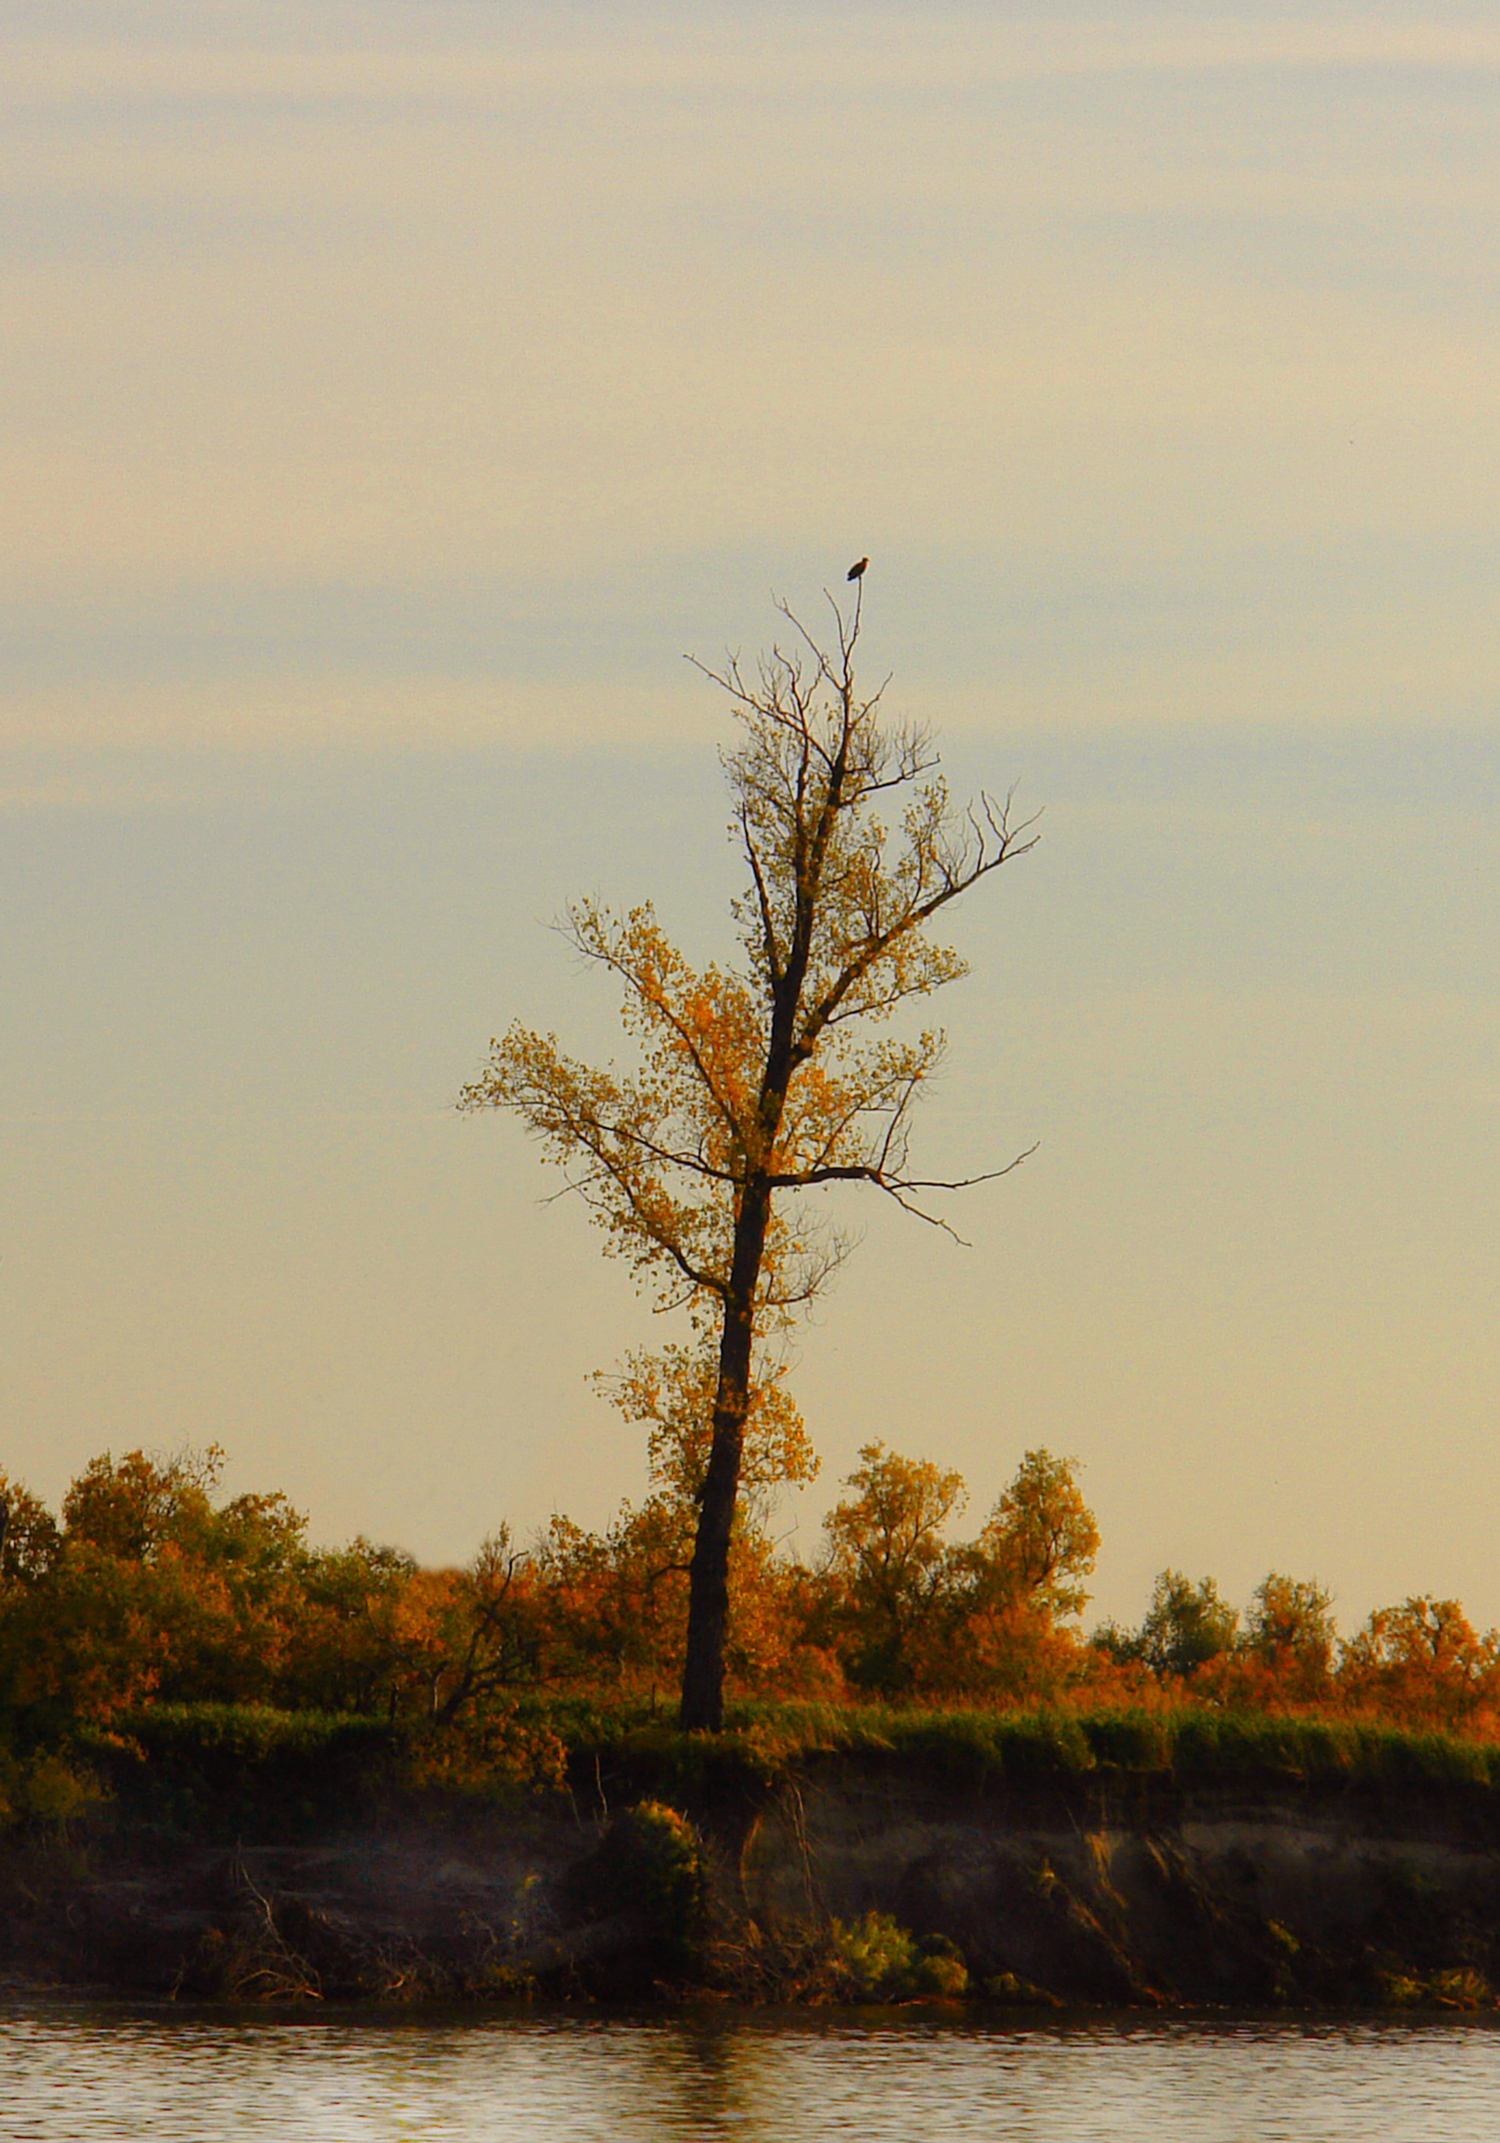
[3,1438,1500,1763]
[7,578,1485,1776]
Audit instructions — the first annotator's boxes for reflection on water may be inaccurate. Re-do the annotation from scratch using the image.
[6,2001,1500,2143]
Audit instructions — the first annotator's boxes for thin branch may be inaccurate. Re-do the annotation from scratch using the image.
[770,1142,1038,1197]
[795,800,1040,1055]
[562,910,748,1151]
[738,801,784,988]
[559,1148,728,1300]
[567,1112,740,1185]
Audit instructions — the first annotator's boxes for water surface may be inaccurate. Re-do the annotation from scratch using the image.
[7,2002,1500,2142]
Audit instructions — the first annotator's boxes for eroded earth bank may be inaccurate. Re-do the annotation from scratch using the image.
[7,1753,1500,2010]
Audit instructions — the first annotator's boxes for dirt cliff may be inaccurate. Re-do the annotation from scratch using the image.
[5,1755,1500,2008]
[734,1757,1500,2007]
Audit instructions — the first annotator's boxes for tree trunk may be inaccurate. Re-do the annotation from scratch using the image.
[679,1187,770,1730]
[678,1303,752,1729]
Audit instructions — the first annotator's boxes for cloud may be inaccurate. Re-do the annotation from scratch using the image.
[5,0,1500,751]
[12,5,1500,110]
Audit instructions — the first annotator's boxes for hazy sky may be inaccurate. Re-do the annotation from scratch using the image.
[4,0,1497,1635]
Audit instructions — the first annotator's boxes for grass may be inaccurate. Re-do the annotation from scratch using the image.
[571,1696,1500,1798]
[35,1694,1500,1823]
[111,1702,398,1765]
[67,1703,403,1837]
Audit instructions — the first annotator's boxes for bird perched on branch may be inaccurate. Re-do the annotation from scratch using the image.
[847,556,868,581]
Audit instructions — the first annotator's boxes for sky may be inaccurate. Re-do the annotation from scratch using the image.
[3,0,1498,1636]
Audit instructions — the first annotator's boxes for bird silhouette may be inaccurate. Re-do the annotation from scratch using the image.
[847,556,868,581]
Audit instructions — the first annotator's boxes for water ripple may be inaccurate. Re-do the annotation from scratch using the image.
[6,2004,1500,2142]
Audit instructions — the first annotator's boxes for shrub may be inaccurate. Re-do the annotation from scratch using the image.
[585,1801,711,1971]
[21,1753,106,1829]
[828,1912,969,1999]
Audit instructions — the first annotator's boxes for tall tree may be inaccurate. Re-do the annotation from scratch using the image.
[970,1449,1100,1623]
[1133,1570,1241,1679]
[820,1441,968,1694]
[460,581,1035,1728]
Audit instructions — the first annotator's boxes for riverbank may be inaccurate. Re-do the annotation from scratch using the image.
[6,1724,1500,2008]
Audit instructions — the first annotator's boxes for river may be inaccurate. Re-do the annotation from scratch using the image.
[7,2002,1500,2141]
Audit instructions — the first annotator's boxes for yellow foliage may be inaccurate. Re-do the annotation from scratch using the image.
[600,1340,818,1521]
